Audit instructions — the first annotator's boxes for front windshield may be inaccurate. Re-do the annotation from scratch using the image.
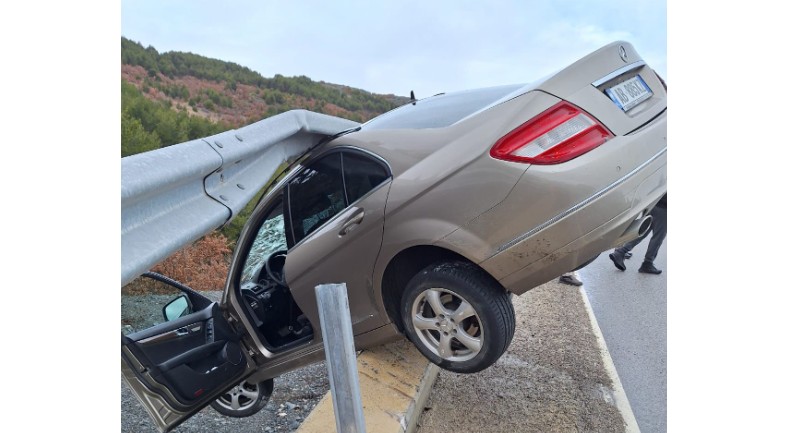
[241,196,287,285]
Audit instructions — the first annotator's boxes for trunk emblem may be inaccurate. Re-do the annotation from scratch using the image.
[619,45,628,62]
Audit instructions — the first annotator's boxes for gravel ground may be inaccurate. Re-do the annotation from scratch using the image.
[121,363,329,433]
[417,279,626,433]
[121,291,330,432]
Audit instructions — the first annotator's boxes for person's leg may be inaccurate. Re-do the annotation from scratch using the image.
[616,232,646,255]
[610,223,651,270]
[638,206,667,274]
[643,206,667,263]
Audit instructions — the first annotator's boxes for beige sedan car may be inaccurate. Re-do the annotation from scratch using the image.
[122,41,666,431]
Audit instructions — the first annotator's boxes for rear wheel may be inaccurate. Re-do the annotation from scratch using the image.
[211,378,274,418]
[400,262,515,373]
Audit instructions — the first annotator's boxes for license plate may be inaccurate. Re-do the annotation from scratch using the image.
[605,75,652,112]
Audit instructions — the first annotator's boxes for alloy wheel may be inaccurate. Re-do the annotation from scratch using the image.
[214,380,262,412]
[410,287,483,362]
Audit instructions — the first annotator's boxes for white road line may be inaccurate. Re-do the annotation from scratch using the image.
[576,271,642,433]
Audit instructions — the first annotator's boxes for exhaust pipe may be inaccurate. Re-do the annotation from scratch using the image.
[614,214,653,246]
[636,214,653,237]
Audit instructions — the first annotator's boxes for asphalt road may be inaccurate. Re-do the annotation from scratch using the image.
[579,237,667,433]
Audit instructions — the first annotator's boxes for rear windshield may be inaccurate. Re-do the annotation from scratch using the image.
[362,84,525,130]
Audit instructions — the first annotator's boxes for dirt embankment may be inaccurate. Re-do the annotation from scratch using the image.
[417,279,626,433]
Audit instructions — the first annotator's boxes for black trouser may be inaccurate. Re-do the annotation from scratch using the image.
[616,205,667,263]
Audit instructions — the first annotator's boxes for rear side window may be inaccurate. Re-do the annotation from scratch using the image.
[288,154,346,244]
[287,150,391,245]
[343,152,389,203]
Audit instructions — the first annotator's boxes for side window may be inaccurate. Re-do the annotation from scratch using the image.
[343,152,389,203]
[289,154,346,244]
[241,194,288,285]
[121,274,205,335]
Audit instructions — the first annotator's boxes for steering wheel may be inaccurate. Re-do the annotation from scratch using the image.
[264,250,288,286]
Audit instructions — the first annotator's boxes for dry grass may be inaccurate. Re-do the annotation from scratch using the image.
[122,232,232,295]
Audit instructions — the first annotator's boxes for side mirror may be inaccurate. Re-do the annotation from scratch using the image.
[163,295,192,321]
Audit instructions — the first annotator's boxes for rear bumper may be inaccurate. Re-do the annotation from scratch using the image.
[479,114,667,295]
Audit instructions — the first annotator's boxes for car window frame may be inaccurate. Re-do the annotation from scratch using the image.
[285,152,347,246]
[239,192,292,286]
[340,149,392,205]
[227,145,392,301]
[285,146,392,251]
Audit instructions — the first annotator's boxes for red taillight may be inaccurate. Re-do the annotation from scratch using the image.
[490,101,613,165]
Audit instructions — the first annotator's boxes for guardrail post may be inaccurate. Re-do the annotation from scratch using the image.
[315,283,367,433]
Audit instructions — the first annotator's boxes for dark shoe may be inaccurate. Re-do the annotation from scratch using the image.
[638,261,662,274]
[559,274,583,286]
[609,252,626,271]
[624,252,632,259]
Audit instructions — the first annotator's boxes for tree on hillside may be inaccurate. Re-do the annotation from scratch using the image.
[121,80,230,157]
[121,36,406,117]
[121,112,160,157]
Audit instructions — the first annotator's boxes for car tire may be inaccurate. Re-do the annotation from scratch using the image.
[210,378,274,418]
[400,261,515,373]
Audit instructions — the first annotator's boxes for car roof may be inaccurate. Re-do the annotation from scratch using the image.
[320,83,540,175]
[360,84,528,131]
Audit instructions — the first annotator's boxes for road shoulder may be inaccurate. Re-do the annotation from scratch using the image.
[417,277,629,433]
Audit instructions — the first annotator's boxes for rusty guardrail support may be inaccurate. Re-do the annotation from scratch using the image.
[315,283,366,433]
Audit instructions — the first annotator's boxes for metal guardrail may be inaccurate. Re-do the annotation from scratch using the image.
[121,110,359,286]
[315,283,367,433]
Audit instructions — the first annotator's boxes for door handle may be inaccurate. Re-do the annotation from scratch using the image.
[339,208,365,236]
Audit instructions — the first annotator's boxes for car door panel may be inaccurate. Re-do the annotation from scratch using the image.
[285,181,391,336]
[121,302,252,432]
[126,307,214,365]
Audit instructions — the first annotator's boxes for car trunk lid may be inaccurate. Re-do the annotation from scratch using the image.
[535,41,666,137]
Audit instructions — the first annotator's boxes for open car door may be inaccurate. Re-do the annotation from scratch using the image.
[121,273,255,432]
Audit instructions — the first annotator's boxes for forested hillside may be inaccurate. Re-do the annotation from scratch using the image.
[121,37,407,284]
[121,37,407,157]
[121,80,232,156]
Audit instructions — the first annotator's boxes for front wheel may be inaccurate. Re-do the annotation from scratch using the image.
[211,378,274,417]
[400,262,515,373]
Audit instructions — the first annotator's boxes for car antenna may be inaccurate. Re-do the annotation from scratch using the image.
[410,90,416,105]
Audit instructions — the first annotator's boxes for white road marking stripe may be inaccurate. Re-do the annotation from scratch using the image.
[576,271,642,433]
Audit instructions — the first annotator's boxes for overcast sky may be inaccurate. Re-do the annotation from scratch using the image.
[121,0,666,98]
